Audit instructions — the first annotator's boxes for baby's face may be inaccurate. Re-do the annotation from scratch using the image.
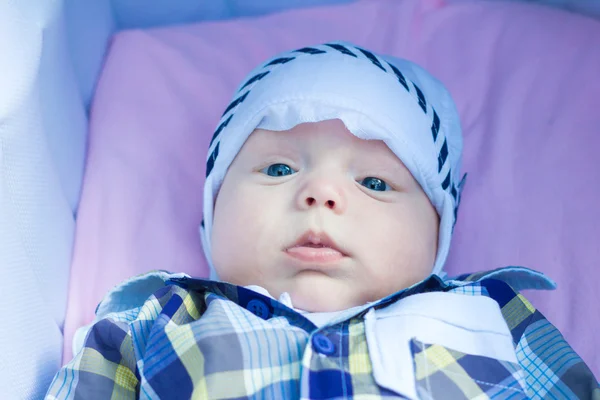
[211,119,438,312]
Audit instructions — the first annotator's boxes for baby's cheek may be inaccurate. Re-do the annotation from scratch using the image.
[211,212,246,277]
[212,212,275,284]
[370,210,435,279]
[210,239,252,286]
[210,231,234,277]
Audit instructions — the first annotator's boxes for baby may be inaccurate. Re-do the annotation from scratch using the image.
[46,42,598,399]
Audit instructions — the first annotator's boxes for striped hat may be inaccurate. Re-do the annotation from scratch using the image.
[201,42,466,279]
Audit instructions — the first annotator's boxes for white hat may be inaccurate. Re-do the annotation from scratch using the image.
[201,42,466,280]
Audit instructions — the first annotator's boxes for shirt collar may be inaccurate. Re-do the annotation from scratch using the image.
[165,265,555,330]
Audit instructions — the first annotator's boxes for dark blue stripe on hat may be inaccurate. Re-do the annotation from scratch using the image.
[325,43,357,57]
[431,110,440,141]
[201,219,205,228]
[442,170,451,190]
[221,91,249,117]
[458,173,468,195]
[356,48,386,72]
[209,115,232,147]
[240,71,270,91]
[294,47,326,55]
[438,139,449,172]
[266,57,296,66]
[387,62,410,91]
[413,84,427,113]
[206,142,220,177]
[451,185,458,201]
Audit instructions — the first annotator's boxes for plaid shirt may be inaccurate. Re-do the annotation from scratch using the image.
[46,267,599,399]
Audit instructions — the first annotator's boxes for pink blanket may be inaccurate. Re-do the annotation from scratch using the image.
[64,0,600,376]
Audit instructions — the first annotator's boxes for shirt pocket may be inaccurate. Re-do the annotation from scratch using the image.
[410,339,529,400]
[364,292,529,399]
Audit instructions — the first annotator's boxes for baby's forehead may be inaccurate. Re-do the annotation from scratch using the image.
[243,119,409,170]
[248,119,391,151]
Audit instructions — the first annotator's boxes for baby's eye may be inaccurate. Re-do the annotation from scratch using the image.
[360,177,391,192]
[262,163,296,177]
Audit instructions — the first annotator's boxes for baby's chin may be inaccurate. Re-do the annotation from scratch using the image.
[281,273,375,313]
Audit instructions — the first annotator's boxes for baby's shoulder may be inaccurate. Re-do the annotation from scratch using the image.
[94,270,190,318]
[442,266,556,345]
[444,265,556,294]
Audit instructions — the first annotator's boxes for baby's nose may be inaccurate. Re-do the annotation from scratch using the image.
[305,197,336,209]
[298,178,347,214]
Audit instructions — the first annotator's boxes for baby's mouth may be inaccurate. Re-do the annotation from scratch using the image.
[285,230,348,263]
[286,245,345,263]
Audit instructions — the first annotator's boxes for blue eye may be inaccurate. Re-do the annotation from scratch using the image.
[361,177,390,192]
[263,163,296,177]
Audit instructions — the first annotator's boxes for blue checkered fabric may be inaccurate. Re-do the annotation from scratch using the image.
[46,268,599,399]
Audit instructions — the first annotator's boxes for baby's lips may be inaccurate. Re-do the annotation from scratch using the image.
[285,245,346,263]
[287,229,348,256]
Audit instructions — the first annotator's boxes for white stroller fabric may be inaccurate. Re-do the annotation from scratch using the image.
[0,2,84,399]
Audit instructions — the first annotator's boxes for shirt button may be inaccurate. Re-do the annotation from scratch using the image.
[247,299,270,319]
[312,333,335,355]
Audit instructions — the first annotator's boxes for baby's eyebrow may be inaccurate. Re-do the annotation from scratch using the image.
[357,148,403,167]
[355,158,401,173]
[355,153,413,180]
[248,141,298,159]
